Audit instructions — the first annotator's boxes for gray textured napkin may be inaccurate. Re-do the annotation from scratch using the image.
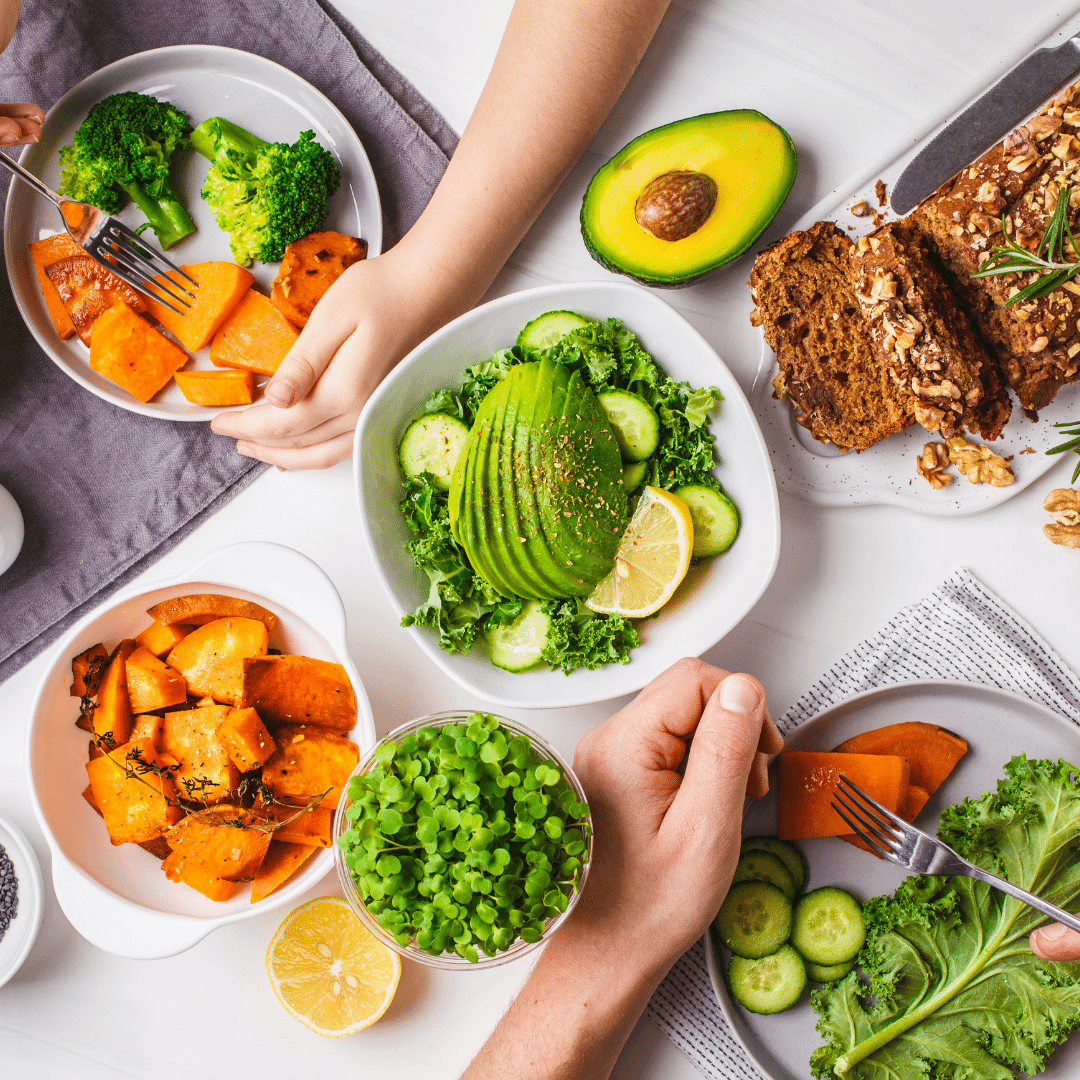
[645,568,1080,1079]
[0,0,456,682]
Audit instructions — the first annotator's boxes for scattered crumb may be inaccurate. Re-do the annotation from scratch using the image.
[851,200,870,217]
[1020,446,1035,454]
[872,211,886,228]
[875,179,887,206]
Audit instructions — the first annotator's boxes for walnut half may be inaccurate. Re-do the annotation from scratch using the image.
[1044,488,1080,547]
[946,436,1015,487]
[916,443,952,488]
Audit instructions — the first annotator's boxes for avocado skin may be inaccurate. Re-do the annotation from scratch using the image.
[456,359,626,599]
[580,109,797,288]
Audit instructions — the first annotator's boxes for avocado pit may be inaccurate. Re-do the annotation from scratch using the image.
[634,170,718,242]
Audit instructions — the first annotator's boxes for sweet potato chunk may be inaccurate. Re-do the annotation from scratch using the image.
[216,707,275,772]
[161,706,239,804]
[29,233,81,338]
[250,841,318,904]
[130,713,166,747]
[135,620,190,657]
[239,656,356,733]
[145,261,255,351]
[174,369,255,406]
[85,737,183,844]
[139,837,172,860]
[93,639,136,747]
[162,848,242,901]
[126,645,188,713]
[210,287,298,376]
[832,722,968,796]
[71,642,109,697]
[89,302,189,403]
[261,725,360,808]
[164,806,271,881]
[270,232,367,328]
[777,752,909,842]
[82,783,102,816]
[254,800,333,847]
[44,253,147,345]
[166,617,269,704]
[148,593,277,630]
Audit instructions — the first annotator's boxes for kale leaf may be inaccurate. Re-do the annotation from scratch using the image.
[811,755,1080,1080]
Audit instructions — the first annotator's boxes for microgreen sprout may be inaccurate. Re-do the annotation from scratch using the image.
[337,714,591,963]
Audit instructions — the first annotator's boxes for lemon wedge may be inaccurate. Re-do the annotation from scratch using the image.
[585,485,694,618]
[266,896,401,1037]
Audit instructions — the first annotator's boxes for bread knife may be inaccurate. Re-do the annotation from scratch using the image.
[891,36,1080,215]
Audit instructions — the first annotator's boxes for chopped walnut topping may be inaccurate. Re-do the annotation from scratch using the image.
[881,303,922,351]
[855,236,871,254]
[1053,132,1078,160]
[850,200,870,217]
[1065,106,1080,126]
[946,436,1015,486]
[916,443,952,488]
[749,307,762,327]
[1004,126,1034,154]
[912,377,961,401]
[1030,335,1050,353]
[914,402,947,430]
[875,179,887,206]
[1007,151,1039,172]
[968,210,1002,235]
[1027,114,1062,140]
[974,181,1007,212]
[1044,488,1080,547]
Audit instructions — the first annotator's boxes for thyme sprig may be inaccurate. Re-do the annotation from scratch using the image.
[972,184,1080,306]
[1047,419,1080,485]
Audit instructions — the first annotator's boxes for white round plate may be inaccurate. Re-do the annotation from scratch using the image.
[355,279,781,710]
[4,45,382,421]
[0,483,24,576]
[704,679,1080,1080]
[0,813,44,990]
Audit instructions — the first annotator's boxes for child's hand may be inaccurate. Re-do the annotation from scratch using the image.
[0,103,43,146]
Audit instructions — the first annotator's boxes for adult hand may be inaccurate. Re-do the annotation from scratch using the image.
[567,657,783,976]
[1030,923,1080,961]
[0,103,42,146]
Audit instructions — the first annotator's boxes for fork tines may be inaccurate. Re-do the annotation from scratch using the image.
[831,775,905,860]
[91,220,198,316]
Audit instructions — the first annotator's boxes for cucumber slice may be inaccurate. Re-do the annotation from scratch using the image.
[741,836,807,893]
[597,390,660,462]
[806,959,854,983]
[672,484,740,557]
[728,945,806,1014]
[484,599,550,672]
[791,887,865,966]
[399,413,470,492]
[733,851,796,901]
[516,310,593,352]
[622,459,649,492]
[713,881,792,960]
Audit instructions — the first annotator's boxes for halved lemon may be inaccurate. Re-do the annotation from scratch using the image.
[585,485,694,618]
[266,896,401,1037]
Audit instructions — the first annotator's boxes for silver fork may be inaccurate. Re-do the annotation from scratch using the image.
[833,774,1080,934]
[0,149,197,315]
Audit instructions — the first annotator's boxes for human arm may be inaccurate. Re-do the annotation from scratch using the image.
[460,658,784,1080]
[0,0,42,146]
[210,0,672,468]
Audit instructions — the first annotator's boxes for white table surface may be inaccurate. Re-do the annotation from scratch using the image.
[3,1,1080,1077]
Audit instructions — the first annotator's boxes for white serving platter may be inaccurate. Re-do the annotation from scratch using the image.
[4,44,382,421]
[25,542,376,959]
[704,679,1080,1080]
[355,279,781,710]
[754,8,1080,515]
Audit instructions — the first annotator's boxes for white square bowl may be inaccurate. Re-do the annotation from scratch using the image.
[354,280,780,709]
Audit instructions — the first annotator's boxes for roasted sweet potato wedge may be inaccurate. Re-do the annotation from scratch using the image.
[832,722,968,795]
[210,287,298,376]
[135,620,190,657]
[92,639,136,747]
[215,707,275,772]
[130,713,166,748]
[89,302,189,403]
[270,232,367,328]
[174,369,255,406]
[45,253,147,345]
[86,737,184,845]
[239,656,356,733]
[148,594,278,630]
[253,800,333,847]
[166,617,269,704]
[261,725,360,809]
[144,261,255,352]
[164,806,271,882]
[71,642,110,698]
[161,705,239,804]
[250,841,318,903]
[162,848,242,901]
[29,233,81,339]
[126,645,188,713]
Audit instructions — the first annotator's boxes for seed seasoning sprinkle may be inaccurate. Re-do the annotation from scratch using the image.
[0,841,17,943]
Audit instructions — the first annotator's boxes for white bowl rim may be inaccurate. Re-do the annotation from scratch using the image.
[0,812,44,989]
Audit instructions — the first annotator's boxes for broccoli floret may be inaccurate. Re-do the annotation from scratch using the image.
[190,117,339,266]
[57,91,196,250]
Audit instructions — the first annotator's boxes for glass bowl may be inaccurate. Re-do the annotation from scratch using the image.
[334,711,593,969]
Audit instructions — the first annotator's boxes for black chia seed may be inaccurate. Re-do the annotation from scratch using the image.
[0,841,18,943]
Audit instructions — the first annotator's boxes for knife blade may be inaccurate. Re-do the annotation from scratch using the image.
[891,36,1080,215]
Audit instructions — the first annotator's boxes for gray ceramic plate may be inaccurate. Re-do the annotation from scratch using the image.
[3,44,382,420]
[704,679,1080,1079]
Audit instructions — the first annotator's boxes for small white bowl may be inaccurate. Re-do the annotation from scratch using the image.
[0,813,44,989]
[354,280,781,709]
[25,542,376,959]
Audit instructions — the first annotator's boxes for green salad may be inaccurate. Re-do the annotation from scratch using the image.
[396,311,739,674]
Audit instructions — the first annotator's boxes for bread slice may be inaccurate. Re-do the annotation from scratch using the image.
[750,221,913,452]
[848,220,1010,441]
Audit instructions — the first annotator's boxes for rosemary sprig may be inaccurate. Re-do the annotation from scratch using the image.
[1047,419,1080,485]
[972,184,1080,306]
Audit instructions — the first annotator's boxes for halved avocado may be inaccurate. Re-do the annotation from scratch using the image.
[581,110,796,287]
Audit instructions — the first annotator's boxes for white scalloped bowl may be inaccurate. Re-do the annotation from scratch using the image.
[25,542,375,959]
[354,280,781,710]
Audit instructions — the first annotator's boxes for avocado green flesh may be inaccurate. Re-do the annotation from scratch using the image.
[456,359,626,600]
[580,109,797,286]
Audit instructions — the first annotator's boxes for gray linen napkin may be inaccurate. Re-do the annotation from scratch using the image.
[0,0,456,682]
[645,567,1080,1079]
